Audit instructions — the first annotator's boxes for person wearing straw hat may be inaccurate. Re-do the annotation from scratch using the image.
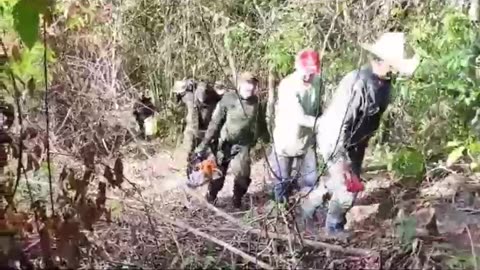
[195,72,259,208]
[269,48,324,204]
[301,32,420,237]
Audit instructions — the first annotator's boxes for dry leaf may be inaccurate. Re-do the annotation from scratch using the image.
[57,167,69,197]
[104,208,112,222]
[25,153,34,172]
[78,199,97,231]
[96,182,106,209]
[11,45,21,62]
[10,144,19,159]
[58,166,67,183]
[80,144,95,169]
[113,157,123,187]
[103,166,114,187]
[31,154,40,171]
[74,179,88,203]
[82,169,93,183]
[24,127,38,139]
[32,144,42,160]
[39,227,54,268]
[57,219,81,269]
[27,78,35,96]
[413,207,439,236]
[67,169,76,191]
[0,145,7,167]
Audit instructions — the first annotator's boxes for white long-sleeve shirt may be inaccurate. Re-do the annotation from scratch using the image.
[272,72,322,157]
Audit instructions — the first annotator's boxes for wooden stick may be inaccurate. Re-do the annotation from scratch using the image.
[160,214,274,270]
[249,228,375,257]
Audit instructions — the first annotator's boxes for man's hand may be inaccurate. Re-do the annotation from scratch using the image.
[194,143,207,155]
[343,169,364,193]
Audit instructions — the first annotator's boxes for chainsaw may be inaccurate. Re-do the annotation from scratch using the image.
[186,151,222,188]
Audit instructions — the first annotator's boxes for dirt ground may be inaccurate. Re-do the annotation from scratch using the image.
[91,140,480,269]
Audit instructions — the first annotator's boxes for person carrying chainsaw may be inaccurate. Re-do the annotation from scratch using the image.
[302,32,421,237]
[195,72,259,208]
[269,48,323,204]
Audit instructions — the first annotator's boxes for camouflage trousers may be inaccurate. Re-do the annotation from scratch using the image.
[206,142,251,207]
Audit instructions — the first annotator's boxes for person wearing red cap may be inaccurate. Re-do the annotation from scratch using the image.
[269,48,323,203]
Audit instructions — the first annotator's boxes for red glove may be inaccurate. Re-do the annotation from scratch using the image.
[343,170,364,193]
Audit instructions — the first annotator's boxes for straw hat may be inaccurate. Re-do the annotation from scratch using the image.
[360,32,420,76]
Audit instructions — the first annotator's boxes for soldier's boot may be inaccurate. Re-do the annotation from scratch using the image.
[232,177,251,209]
[206,176,225,204]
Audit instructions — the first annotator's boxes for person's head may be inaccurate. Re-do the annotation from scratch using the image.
[361,32,420,78]
[214,81,228,96]
[194,82,209,103]
[237,72,259,99]
[172,79,195,94]
[369,55,395,79]
[294,49,321,83]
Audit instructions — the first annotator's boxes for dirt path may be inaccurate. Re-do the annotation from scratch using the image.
[122,144,271,202]
[106,141,480,269]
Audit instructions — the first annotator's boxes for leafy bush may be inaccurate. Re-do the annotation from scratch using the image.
[392,9,479,158]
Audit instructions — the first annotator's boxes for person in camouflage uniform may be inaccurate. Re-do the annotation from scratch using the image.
[195,72,259,208]
[173,79,224,156]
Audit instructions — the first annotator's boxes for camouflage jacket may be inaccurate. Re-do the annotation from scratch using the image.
[177,81,222,137]
[202,92,259,147]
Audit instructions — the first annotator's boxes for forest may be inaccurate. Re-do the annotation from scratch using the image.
[0,0,480,269]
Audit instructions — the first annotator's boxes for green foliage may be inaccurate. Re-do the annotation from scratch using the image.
[1,0,55,100]
[445,138,480,170]
[388,147,425,183]
[395,216,417,247]
[11,0,51,49]
[12,0,41,49]
[446,253,480,270]
[394,9,479,155]
[264,8,311,76]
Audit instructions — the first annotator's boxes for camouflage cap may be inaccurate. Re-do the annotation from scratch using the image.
[238,72,258,83]
[172,79,194,94]
[172,80,187,94]
[213,81,228,95]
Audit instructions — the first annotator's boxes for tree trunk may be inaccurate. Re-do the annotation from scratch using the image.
[469,0,479,21]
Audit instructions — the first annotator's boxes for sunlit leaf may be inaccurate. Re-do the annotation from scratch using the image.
[11,44,21,62]
[396,217,416,246]
[12,0,40,49]
[27,77,35,96]
[468,142,480,155]
[446,140,462,148]
[469,162,479,171]
[390,147,425,181]
[446,146,465,167]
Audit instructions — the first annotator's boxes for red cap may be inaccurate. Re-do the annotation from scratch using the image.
[295,49,321,74]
